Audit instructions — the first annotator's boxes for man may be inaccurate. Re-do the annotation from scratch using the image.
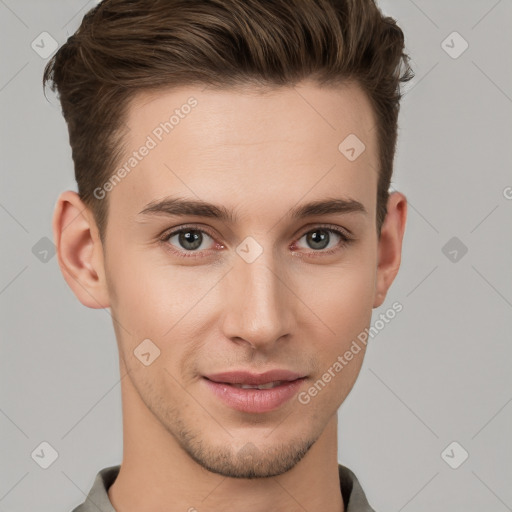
[44,0,413,510]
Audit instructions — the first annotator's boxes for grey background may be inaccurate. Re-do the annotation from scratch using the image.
[1,0,511,511]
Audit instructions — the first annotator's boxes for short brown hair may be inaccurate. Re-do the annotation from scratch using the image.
[43,0,413,243]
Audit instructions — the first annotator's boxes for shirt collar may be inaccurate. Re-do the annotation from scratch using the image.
[72,463,376,512]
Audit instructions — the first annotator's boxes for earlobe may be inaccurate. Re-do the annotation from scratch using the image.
[373,191,408,308]
[52,190,110,309]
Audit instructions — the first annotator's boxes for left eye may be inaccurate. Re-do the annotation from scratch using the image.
[295,228,347,251]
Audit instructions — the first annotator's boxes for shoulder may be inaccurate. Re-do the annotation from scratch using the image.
[338,463,377,512]
[70,465,120,512]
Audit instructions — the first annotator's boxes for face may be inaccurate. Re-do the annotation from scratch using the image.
[75,80,391,478]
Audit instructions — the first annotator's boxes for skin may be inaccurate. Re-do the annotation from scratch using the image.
[53,80,407,512]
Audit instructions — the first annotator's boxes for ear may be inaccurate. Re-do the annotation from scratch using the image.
[373,191,407,308]
[52,190,110,308]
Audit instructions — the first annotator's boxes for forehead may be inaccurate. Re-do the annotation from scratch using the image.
[109,80,379,222]
[126,80,377,150]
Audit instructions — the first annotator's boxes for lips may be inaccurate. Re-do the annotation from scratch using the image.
[202,374,306,413]
[202,369,306,413]
[203,369,305,386]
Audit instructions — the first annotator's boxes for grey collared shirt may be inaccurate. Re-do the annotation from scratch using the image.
[71,463,376,511]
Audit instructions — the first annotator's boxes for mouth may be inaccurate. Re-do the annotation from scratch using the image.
[201,371,307,413]
[223,380,289,390]
[203,369,306,386]
[204,377,302,390]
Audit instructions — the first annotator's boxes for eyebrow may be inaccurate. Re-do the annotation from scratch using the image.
[138,196,367,222]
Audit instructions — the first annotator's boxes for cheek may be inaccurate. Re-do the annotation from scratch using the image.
[105,244,215,366]
[297,247,377,344]
[332,268,375,341]
[300,272,373,394]
[297,265,375,411]
[104,242,176,346]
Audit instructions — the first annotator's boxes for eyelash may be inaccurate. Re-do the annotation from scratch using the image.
[158,224,353,259]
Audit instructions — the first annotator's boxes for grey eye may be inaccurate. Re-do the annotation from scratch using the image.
[298,229,341,251]
[167,229,214,251]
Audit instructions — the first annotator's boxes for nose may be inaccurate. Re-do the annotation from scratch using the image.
[220,249,295,351]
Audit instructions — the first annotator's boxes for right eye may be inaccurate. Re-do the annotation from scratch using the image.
[160,225,221,258]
